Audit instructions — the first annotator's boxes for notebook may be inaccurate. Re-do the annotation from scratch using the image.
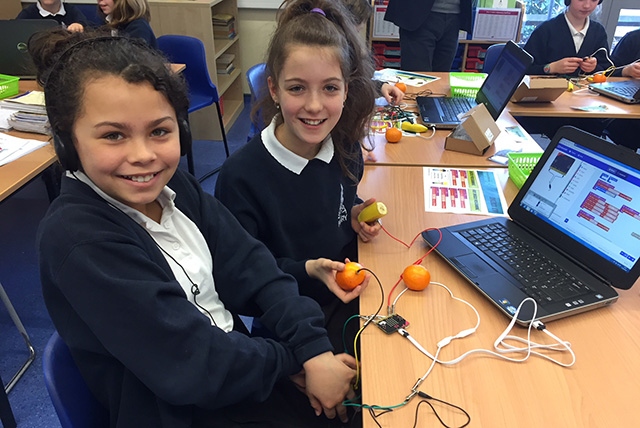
[589,80,640,104]
[416,41,533,129]
[0,19,58,79]
[422,126,640,325]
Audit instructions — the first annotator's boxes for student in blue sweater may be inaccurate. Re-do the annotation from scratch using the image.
[97,0,157,48]
[523,0,608,77]
[32,28,357,427]
[17,0,87,32]
[611,28,640,78]
[216,0,381,352]
[603,29,640,151]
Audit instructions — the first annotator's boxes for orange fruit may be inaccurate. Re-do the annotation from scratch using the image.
[395,82,407,93]
[591,73,606,83]
[402,265,431,291]
[385,127,402,143]
[336,262,366,291]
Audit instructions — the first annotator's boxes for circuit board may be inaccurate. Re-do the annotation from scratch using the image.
[376,314,409,334]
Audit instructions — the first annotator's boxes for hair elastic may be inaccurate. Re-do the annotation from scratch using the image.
[310,7,325,16]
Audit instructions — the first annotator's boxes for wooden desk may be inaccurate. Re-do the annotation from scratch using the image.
[369,72,542,167]
[357,165,640,428]
[0,81,56,202]
[507,77,640,119]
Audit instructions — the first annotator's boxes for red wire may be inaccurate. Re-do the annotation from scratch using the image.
[379,224,443,308]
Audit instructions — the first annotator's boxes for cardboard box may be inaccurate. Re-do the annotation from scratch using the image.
[510,76,567,103]
[445,104,501,155]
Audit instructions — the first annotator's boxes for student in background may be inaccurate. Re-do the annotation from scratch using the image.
[97,0,157,48]
[17,0,87,32]
[215,0,381,357]
[383,0,474,72]
[32,28,356,427]
[611,28,640,78]
[602,29,640,151]
[518,0,609,139]
[523,0,608,77]
[343,0,405,105]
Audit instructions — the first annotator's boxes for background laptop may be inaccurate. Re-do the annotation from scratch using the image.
[589,80,640,104]
[423,126,640,325]
[0,19,58,79]
[417,41,533,129]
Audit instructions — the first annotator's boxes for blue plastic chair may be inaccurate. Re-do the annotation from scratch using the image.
[43,331,109,428]
[157,35,230,178]
[245,63,267,141]
[482,43,506,74]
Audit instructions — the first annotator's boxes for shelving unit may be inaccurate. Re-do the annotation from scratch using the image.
[456,40,503,72]
[148,0,244,140]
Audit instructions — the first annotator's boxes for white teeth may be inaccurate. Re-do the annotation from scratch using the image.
[302,119,323,125]
[124,174,155,183]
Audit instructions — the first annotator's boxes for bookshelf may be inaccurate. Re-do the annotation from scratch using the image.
[148,0,243,141]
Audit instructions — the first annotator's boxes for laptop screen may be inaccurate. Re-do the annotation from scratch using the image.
[476,41,533,119]
[513,130,640,285]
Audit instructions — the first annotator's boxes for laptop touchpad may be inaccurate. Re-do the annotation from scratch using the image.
[452,254,497,279]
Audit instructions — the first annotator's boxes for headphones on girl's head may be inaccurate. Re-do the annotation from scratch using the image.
[564,0,602,5]
[53,118,192,172]
[47,35,192,171]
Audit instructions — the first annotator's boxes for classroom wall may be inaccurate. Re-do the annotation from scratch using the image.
[237,8,277,94]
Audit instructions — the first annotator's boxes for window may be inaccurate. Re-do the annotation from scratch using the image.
[611,9,640,49]
[521,0,566,43]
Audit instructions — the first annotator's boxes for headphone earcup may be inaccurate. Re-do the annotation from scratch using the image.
[53,131,79,171]
[178,116,192,157]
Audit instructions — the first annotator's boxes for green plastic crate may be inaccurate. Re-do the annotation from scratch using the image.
[0,74,19,100]
[507,152,543,189]
[449,72,487,98]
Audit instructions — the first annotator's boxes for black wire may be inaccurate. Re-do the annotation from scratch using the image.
[413,393,471,428]
[358,267,385,329]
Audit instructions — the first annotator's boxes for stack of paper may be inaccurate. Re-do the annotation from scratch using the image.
[0,91,49,135]
[0,132,49,166]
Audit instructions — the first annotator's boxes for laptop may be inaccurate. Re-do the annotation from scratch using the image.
[422,126,640,325]
[417,41,533,129]
[589,80,640,104]
[0,19,58,79]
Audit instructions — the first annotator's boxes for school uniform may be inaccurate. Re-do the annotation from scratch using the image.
[17,2,88,28]
[38,168,340,427]
[523,12,609,77]
[117,18,158,49]
[611,29,640,77]
[518,13,609,139]
[215,119,364,352]
[603,29,640,151]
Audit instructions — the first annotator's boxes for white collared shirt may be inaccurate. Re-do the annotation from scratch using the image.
[564,12,590,54]
[37,0,66,17]
[68,171,234,331]
[261,117,334,175]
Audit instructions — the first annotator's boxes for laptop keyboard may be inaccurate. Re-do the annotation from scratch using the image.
[439,97,475,122]
[459,223,594,305]
[608,81,640,97]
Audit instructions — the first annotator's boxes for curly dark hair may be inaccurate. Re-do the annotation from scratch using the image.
[28,28,189,170]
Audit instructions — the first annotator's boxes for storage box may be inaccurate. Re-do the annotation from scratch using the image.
[465,58,484,71]
[445,103,500,155]
[507,152,542,188]
[449,72,487,98]
[0,74,19,100]
[510,76,567,103]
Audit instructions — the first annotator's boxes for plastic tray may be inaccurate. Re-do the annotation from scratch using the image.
[0,74,19,100]
[449,72,487,98]
[507,152,543,189]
